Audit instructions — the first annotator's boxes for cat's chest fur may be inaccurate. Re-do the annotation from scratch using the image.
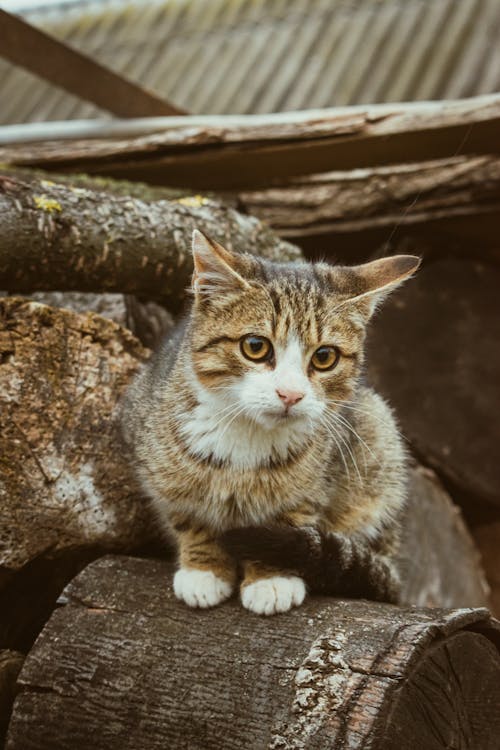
[178,397,311,470]
[137,392,331,531]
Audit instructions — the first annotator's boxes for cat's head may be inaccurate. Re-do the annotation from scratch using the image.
[188,230,419,431]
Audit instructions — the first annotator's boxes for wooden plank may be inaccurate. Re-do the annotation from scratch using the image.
[231,155,500,256]
[0,95,499,189]
[0,10,184,118]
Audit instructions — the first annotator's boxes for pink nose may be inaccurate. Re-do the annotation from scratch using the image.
[276,388,304,407]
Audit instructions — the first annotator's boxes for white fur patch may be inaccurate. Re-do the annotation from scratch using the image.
[173,568,233,608]
[182,335,325,469]
[241,576,306,615]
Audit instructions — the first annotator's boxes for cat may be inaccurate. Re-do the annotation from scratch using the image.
[121,229,419,615]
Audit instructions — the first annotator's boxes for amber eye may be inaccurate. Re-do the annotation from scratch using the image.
[311,345,339,371]
[240,335,273,362]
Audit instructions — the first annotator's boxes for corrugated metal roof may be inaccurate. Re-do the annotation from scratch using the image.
[1,0,499,124]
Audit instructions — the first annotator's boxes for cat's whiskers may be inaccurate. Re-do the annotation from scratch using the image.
[318,413,352,485]
[205,401,242,432]
[327,398,407,442]
[320,412,363,485]
[326,408,379,467]
[212,404,250,459]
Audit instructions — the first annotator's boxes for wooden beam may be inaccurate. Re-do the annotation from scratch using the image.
[0,10,184,118]
[1,96,499,189]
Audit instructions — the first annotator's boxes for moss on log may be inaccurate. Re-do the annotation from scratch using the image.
[0,171,301,306]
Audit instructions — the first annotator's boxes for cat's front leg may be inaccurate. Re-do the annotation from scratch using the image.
[173,525,237,608]
[240,561,306,616]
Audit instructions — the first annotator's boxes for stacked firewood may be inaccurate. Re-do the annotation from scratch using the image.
[1,97,499,748]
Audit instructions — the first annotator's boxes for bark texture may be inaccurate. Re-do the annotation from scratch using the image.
[0,172,301,305]
[367,257,500,508]
[6,555,500,750]
[0,297,153,586]
[1,96,499,189]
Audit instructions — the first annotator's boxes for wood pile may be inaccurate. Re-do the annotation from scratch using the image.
[1,95,499,747]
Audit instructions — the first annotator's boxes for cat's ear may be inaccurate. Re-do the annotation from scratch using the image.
[191,230,250,297]
[342,255,420,317]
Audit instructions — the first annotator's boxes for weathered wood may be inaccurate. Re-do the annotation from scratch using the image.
[0,172,300,303]
[0,9,184,118]
[472,519,500,617]
[366,257,500,508]
[232,155,500,258]
[398,465,489,609]
[0,291,175,350]
[0,298,153,587]
[6,555,499,750]
[0,651,23,748]
[0,95,499,189]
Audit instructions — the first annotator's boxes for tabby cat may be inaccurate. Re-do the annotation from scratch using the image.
[121,230,419,615]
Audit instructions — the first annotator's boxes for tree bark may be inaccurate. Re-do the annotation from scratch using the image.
[6,555,499,750]
[1,95,499,189]
[0,172,301,304]
[0,297,154,588]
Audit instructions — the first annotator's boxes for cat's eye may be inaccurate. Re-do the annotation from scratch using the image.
[311,345,339,371]
[240,335,273,362]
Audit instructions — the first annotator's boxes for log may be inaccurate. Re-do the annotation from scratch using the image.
[232,155,500,259]
[0,171,301,303]
[0,297,153,589]
[1,95,499,189]
[366,257,500,508]
[471,520,500,617]
[0,291,175,350]
[0,651,23,748]
[6,555,499,750]
[398,465,489,609]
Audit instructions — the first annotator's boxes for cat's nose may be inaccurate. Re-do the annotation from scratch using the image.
[276,388,304,407]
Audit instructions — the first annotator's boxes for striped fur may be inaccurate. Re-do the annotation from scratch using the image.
[121,231,419,614]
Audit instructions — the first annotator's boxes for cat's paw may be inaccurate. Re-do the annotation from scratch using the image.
[241,576,306,615]
[173,568,233,608]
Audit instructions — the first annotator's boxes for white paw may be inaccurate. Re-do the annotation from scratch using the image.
[173,568,232,608]
[241,576,306,615]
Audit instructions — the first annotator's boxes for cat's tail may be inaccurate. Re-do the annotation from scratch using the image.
[219,526,401,604]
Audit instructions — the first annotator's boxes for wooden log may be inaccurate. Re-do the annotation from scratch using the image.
[0,297,153,588]
[366,257,500,509]
[5,555,499,750]
[0,651,23,748]
[471,519,500,617]
[232,155,500,259]
[0,95,499,189]
[0,171,300,304]
[397,465,489,609]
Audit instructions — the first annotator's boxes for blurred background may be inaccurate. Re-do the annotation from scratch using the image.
[1,0,500,124]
